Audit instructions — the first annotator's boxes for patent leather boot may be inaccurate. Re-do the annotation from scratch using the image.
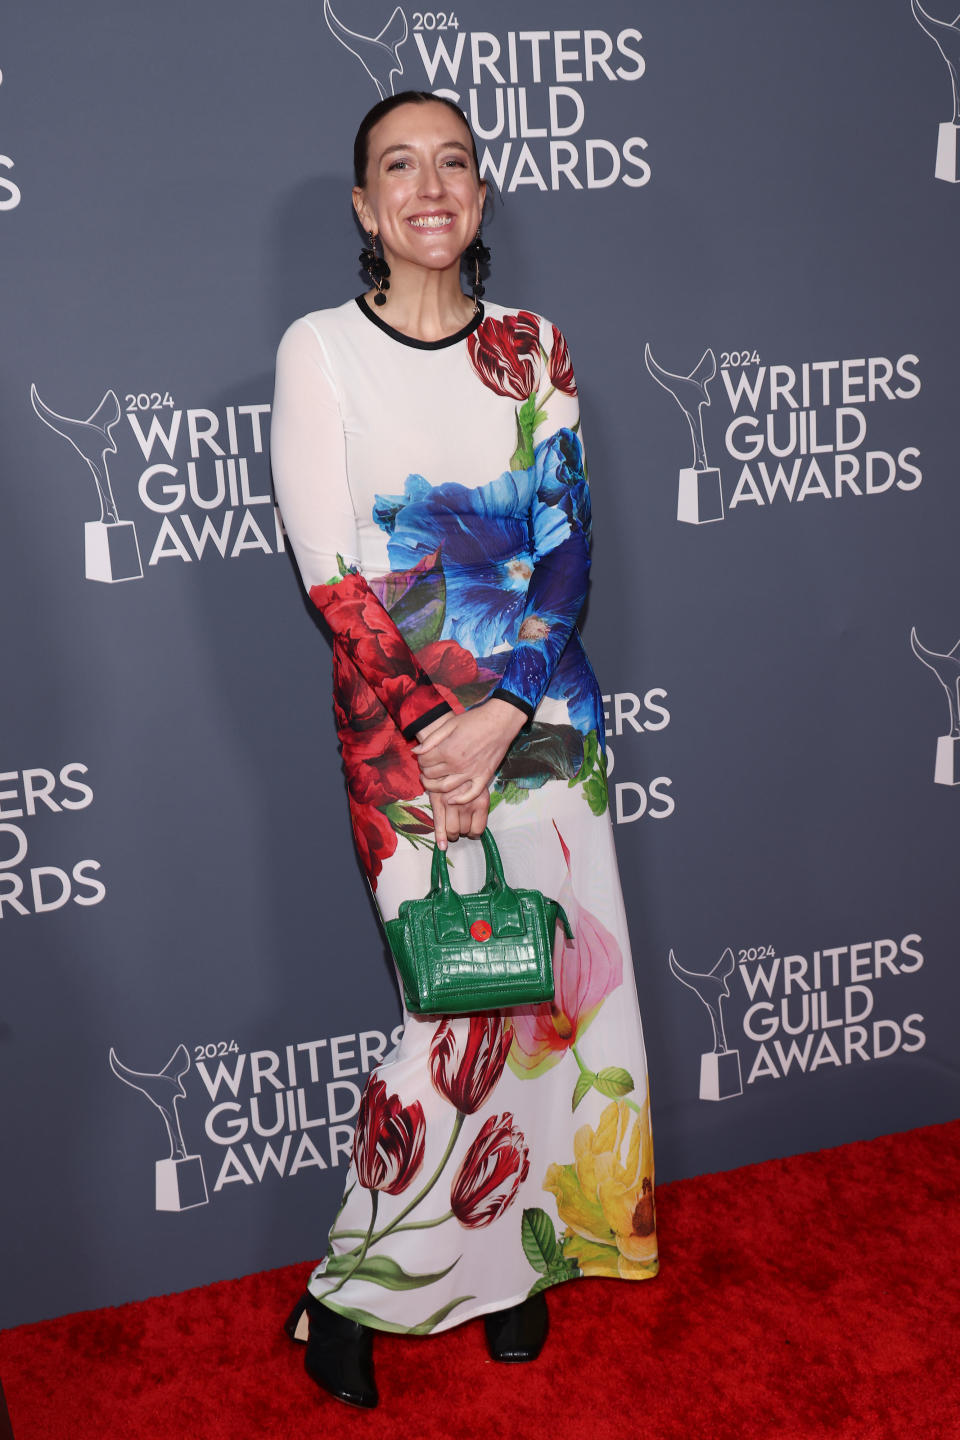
[292,1291,378,1408]
[484,1291,549,1362]
[283,1292,310,1343]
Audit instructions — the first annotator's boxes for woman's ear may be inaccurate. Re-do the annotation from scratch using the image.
[352,187,373,233]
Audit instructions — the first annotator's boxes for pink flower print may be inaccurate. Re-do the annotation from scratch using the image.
[509,824,623,1079]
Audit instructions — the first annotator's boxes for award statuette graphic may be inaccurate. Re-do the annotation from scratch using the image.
[323,0,408,100]
[30,386,143,583]
[911,0,960,182]
[910,627,960,785]
[668,948,743,1101]
[109,1045,209,1211]
[644,345,724,526]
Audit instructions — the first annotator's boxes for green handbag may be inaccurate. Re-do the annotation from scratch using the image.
[384,829,573,1016]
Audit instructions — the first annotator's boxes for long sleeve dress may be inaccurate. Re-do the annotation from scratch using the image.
[270,296,657,1334]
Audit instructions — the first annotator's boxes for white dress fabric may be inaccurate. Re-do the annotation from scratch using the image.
[271,296,657,1334]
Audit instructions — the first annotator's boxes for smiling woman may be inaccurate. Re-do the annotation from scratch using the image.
[351,93,487,333]
[270,90,657,1411]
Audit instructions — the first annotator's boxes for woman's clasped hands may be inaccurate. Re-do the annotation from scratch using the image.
[413,699,527,849]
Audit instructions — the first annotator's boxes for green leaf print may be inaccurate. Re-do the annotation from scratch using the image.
[521,1207,559,1274]
[323,1253,461,1291]
[572,1070,596,1111]
[322,1296,476,1335]
[382,801,435,845]
[569,729,609,816]
[583,774,608,816]
[521,1208,580,1298]
[511,395,538,471]
[526,1258,581,1299]
[593,1066,636,1099]
[570,729,598,787]
[496,780,528,806]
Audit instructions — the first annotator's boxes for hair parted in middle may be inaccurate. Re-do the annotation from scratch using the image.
[352,90,483,188]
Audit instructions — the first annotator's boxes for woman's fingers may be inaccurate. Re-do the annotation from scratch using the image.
[411,715,458,755]
[466,793,490,836]
[420,770,474,795]
[431,792,448,851]
[417,754,457,777]
[432,792,490,847]
[445,778,488,806]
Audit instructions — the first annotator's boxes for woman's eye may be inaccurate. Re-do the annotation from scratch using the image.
[442,158,467,168]
[387,159,410,171]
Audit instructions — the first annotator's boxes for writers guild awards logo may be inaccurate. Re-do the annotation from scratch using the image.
[910,627,960,785]
[30,386,143,584]
[324,0,408,99]
[109,1045,209,1211]
[668,948,743,1101]
[911,1,960,182]
[644,345,725,526]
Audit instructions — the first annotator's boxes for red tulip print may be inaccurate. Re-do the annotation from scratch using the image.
[450,1112,530,1228]
[353,1074,426,1195]
[467,310,542,401]
[548,324,577,396]
[430,1014,513,1115]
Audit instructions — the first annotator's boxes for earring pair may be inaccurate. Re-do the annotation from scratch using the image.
[360,228,491,311]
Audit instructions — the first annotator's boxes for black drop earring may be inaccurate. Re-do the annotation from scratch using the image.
[360,230,390,306]
[464,230,490,311]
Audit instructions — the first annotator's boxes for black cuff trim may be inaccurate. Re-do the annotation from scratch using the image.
[491,688,535,721]
[402,701,453,741]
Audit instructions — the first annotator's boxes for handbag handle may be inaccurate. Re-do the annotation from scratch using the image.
[479,830,524,936]
[429,830,524,940]
[429,840,469,942]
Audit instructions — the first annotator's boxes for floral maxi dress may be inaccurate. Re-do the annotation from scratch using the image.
[270,297,658,1333]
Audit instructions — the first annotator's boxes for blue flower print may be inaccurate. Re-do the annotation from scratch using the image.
[373,428,591,712]
[374,469,538,655]
[533,428,590,540]
[497,534,590,712]
[546,638,605,739]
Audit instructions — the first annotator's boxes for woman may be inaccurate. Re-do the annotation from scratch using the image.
[271,91,657,1409]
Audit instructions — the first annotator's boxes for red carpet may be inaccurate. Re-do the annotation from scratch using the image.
[2,1121,959,1440]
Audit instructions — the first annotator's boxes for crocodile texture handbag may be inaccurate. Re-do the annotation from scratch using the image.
[384,829,573,1016]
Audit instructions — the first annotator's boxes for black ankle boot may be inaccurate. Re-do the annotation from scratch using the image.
[283,1292,310,1343]
[291,1291,378,1408]
[484,1291,549,1362]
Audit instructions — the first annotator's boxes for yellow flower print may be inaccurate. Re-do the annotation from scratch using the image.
[543,1095,658,1279]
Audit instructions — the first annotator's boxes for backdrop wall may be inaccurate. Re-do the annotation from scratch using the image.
[2,0,958,1328]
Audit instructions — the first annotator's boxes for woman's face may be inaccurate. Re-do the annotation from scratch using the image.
[353,102,485,277]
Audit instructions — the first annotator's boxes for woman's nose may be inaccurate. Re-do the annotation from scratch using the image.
[417,166,445,199]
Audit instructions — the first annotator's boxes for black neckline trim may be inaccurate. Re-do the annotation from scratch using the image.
[354,295,484,350]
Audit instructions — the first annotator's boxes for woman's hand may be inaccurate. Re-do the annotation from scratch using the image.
[430,788,490,850]
[414,699,527,806]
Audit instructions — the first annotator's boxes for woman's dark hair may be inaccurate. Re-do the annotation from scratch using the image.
[353,90,481,188]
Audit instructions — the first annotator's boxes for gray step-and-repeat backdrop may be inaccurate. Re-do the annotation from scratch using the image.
[2,1,958,1328]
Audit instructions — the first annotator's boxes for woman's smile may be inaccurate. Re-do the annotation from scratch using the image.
[406,213,456,231]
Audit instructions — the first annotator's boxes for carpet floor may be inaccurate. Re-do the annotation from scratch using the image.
[2,1120,959,1439]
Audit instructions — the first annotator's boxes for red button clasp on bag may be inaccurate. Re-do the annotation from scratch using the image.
[470,919,492,942]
